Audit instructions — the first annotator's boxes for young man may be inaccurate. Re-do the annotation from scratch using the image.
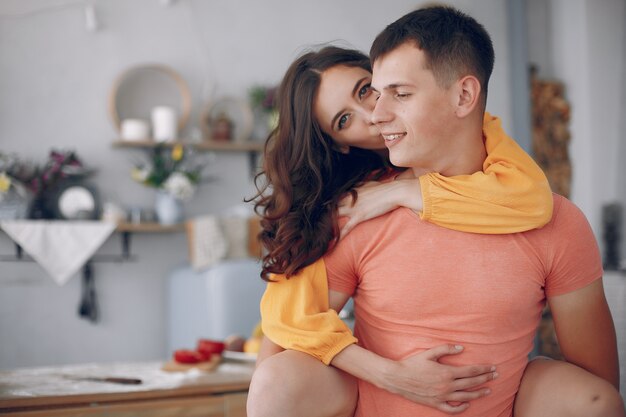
[322,6,622,416]
[248,6,624,417]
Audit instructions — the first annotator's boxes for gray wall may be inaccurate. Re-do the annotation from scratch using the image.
[0,0,513,369]
[527,0,626,255]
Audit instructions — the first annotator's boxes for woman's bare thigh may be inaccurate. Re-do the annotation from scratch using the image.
[248,349,358,417]
[514,357,624,417]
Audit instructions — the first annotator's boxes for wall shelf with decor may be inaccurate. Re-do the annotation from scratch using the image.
[109,64,266,175]
[111,140,264,152]
[112,140,264,176]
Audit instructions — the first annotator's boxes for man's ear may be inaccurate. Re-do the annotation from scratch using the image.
[454,75,481,118]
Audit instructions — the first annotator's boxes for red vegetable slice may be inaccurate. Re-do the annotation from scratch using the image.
[197,339,226,356]
[173,349,207,364]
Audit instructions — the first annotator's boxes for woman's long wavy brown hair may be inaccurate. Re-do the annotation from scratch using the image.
[251,46,388,281]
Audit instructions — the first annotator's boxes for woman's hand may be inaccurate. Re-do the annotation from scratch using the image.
[380,344,497,413]
[338,179,423,238]
[331,343,497,414]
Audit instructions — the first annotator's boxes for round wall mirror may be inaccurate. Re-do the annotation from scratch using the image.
[108,65,192,136]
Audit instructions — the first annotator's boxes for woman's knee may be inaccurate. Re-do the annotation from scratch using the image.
[247,350,357,417]
[247,352,298,417]
[579,376,625,417]
[515,358,625,417]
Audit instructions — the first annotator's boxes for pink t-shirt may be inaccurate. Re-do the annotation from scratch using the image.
[325,194,602,417]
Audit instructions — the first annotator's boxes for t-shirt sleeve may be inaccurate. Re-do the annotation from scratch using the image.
[419,113,553,234]
[544,197,604,297]
[324,227,360,296]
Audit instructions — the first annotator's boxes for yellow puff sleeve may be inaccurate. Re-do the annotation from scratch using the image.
[260,259,357,365]
[419,113,553,233]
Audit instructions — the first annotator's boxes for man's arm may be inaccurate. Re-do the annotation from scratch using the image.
[549,278,619,388]
[328,290,497,414]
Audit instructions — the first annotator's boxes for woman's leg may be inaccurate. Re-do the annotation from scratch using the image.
[247,349,358,417]
[514,357,625,417]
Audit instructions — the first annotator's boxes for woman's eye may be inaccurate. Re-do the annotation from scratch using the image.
[396,92,411,99]
[338,114,350,130]
[358,83,372,99]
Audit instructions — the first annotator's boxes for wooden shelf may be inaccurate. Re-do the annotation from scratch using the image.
[112,140,264,152]
[116,222,185,233]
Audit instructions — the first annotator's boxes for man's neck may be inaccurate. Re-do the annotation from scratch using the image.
[409,117,486,178]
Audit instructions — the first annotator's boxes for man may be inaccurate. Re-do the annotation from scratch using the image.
[249,5,623,417]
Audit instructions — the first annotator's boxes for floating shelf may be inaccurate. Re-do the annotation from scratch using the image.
[112,140,264,152]
[115,222,185,233]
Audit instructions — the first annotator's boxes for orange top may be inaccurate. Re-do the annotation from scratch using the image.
[325,194,602,417]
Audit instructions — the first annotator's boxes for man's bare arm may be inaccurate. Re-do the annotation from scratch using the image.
[549,278,620,388]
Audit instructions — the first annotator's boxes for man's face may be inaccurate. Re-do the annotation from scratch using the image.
[371,43,458,173]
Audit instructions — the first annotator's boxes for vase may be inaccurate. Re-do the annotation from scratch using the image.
[155,190,183,225]
[0,188,32,220]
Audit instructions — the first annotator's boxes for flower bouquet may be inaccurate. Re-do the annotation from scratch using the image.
[131,144,203,200]
[131,144,205,225]
[0,153,38,219]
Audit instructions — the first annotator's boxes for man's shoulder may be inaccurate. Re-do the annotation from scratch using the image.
[340,207,412,235]
[550,193,588,224]
[525,193,593,239]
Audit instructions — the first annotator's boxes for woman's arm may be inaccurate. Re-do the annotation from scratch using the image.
[256,336,284,368]
[260,259,358,365]
[339,113,553,236]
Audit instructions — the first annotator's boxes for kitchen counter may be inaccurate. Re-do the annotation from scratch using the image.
[0,360,254,416]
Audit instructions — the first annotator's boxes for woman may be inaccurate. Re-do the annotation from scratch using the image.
[248,46,623,417]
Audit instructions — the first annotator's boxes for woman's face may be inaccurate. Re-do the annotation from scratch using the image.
[314,65,384,150]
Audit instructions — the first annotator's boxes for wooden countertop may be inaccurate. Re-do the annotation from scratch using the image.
[0,360,254,413]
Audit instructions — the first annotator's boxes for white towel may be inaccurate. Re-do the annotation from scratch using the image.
[0,220,116,285]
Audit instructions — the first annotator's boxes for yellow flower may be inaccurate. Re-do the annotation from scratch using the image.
[0,172,11,193]
[171,145,184,161]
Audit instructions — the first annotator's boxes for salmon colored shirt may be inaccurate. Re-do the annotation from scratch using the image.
[261,114,553,364]
[325,194,602,417]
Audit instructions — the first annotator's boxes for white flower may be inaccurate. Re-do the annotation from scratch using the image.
[163,172,196,200]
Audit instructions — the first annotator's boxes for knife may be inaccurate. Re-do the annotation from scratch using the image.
[61,375,142,385]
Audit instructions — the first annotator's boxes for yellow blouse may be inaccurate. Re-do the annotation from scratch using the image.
[261,113,553,364]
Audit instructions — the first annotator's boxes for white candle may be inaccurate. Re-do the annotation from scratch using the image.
[151,106,178,142]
